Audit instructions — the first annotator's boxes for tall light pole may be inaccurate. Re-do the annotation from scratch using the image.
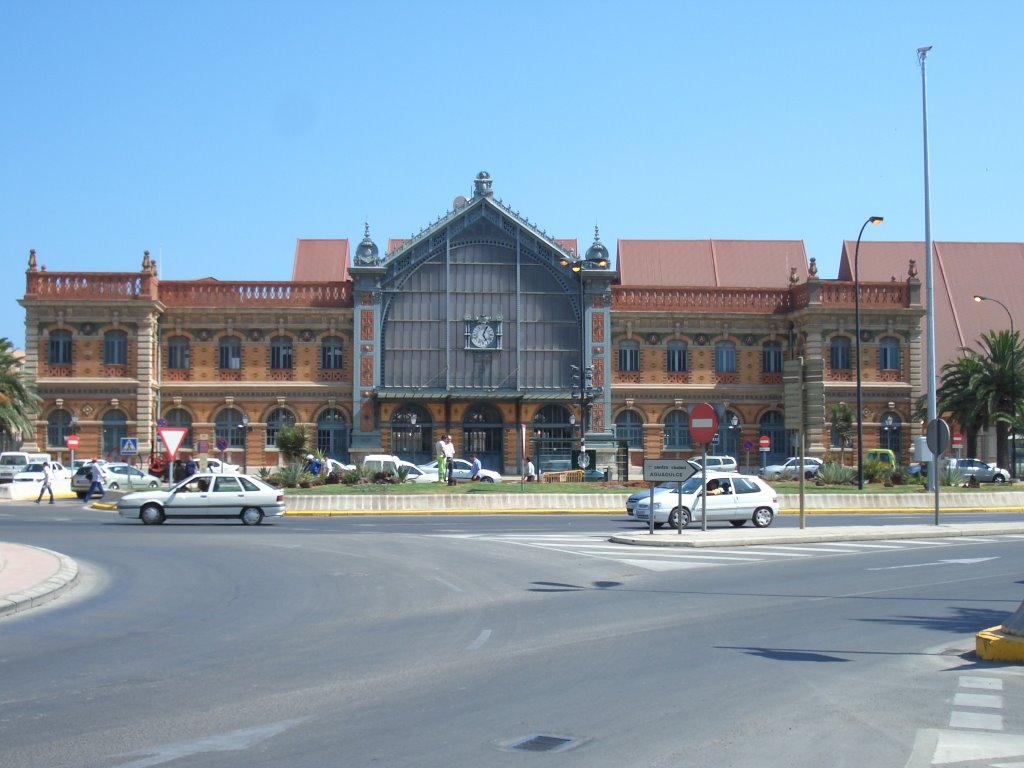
[919,44,938,491]
[854,216,884,490]
[559,233,608,467]
[974,294,1017,478]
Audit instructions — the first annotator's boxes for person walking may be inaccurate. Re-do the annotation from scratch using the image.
[35,461,55,504]
[469,453,482,481]
[525,457,536,482]
[434,435,447,484]
[85,460,107,502]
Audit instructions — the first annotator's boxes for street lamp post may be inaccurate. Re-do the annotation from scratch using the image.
[854,216,884,490]
[559,236,608,467]
[974,294,1017,478]
[240,415,250,473]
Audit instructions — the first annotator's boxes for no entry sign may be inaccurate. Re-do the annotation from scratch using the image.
[690,403,718,444]
[65,434,79,450]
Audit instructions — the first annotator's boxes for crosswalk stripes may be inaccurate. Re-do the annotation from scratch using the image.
[438,532,1024,572]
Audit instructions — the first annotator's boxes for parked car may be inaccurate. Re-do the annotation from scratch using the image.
[761,456,824,480]
[322,458,356,475]
[205,457,240,473]
[689,455,738,473]
[71,462,163,498]
[917,457,1010,483]
[0,451,52,483]
[631,471,779,528]
[12,461,71,484]
[364,454,434,482]
[116,472,286,525]
[418,458,501,483]
[865,449,897,469]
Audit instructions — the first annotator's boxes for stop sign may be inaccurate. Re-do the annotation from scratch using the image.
[66,434,79,450]
[690,403,719,444]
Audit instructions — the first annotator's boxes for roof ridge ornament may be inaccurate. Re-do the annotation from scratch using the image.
[354,222,381,266]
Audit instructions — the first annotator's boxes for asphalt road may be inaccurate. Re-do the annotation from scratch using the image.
[2,505,1023,767]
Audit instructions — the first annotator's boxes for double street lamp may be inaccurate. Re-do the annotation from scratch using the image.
[974,294,1017,478]
[559,237,608,464]
[854,215,884,490]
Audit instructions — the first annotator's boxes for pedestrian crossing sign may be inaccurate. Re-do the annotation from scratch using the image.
[120,437,139,456]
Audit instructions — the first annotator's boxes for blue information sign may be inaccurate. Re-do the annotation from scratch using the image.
[120,437,139,456]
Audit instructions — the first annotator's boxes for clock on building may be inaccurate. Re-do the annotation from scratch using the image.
[466,320,500,350]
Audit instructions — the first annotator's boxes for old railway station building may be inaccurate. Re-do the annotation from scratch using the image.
[19,171,933,477]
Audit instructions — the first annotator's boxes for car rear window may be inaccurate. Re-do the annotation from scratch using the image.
[238,476,260,492]
[733,478,761,494]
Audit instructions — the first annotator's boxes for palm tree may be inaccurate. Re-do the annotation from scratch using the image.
[968,330,1023,472]
[829,402,854,465]
[936,354,987,458]
[0,338,42,446]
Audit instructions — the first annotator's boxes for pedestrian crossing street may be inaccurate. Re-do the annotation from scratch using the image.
[438,532,1024,572]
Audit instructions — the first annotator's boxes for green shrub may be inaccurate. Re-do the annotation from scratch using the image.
[817,462,856,485]
[862,459,892,484]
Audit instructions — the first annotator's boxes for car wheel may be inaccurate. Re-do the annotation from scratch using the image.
[241,507,264,526]
[667,508,691,529]
[994,474,1006,483]
[108,482,119,490]
[730,520,746,527]
[481,477,495,483]
[752,507,774,528]
[148,481,159,488]
[140,504,165,525]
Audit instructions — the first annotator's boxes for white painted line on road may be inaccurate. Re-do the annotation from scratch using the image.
[804,541,906,549]
[930,729,1024,764]
[467,629,491,650]
[620,559,725,571]
[949,711,1003,730]
[750,545,866,554]
[705,548,811,558]
[953,692,1003,709]
[960,675,1003,690]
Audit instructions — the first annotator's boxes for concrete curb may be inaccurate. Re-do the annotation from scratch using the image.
[0,545,79,618]
[976,627,1024,662]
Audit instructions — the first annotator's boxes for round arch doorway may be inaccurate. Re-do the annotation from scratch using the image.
[463,402,504,473]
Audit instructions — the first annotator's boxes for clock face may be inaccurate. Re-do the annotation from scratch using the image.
[470,323,496,348]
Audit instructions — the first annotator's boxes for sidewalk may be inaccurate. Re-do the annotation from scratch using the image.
[0,542,79,618]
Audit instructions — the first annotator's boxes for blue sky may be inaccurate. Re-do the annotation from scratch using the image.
[3,1,1022,350]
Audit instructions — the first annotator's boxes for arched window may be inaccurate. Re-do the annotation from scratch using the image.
[830,336,851,370]
[316,409,350,463]
[48,330,72,365]
[265,407,296,448]
[47,410,73,449]
[759,410,786,464]
[663,410,691,449]
[615,411,643,449]
[714,341,736,373]
[167,335,190,370]
[215,408,246,449]
[102,410,127,460]
[718,410,741,457]
[666,341,687,373]
[219,335,242,370]
[762,341,783,374]
[321,336,344,370]
[879,411,902,462]
[104,330,128,365]
[879,337,901,371]
[270,336,293,370]
[164,408,193,449]
[618,340,639,372]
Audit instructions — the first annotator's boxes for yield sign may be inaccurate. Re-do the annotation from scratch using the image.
[157,427,189,460]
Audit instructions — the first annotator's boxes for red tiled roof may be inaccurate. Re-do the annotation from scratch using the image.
[616,240,808,288]
[291,239,350,282]
[840,241,1024,389]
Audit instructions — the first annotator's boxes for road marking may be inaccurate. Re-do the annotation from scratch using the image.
[927,729,1024,764]
[960,675,1003,690]
[467,629,491,650]
[949,711,1004,730]
[866,557,998,571]
[953,692,1003,709]
[620,559,723,571]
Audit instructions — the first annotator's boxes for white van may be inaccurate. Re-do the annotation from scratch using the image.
[0,451,52,483]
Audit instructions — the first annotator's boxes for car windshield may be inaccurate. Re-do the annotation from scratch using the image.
[1,457,26,466]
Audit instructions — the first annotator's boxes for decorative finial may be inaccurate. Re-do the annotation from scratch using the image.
[908,259,918,279]
[808,257,818,278]
[789,266,799,284]
[28,249,37,270]
[142,250,151,271]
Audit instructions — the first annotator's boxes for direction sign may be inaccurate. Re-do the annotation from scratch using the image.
[643,459,697,483]
[690,402,718,444]
[65,434,79,450]
[120,437,138,456]
[157,427,189,460]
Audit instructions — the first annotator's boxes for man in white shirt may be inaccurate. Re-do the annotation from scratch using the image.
[35,462,55,504]
[442,435,456,484]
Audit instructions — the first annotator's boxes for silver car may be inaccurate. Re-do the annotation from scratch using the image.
[72,462,162,497]
[116,472,286,525]
[631,472,779,529]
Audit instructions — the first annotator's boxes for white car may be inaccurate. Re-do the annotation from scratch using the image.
[631,471,779,529]
[689,455,739,473]
[205,457,240,473]
[417,458,501,483]
[71,462,163,497]
[116,472,286,525]
[12,461,73,484]
[761,456,824,480]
